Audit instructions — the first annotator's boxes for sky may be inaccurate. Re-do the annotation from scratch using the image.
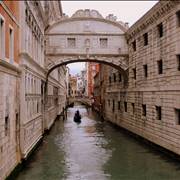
[62,1,158,75]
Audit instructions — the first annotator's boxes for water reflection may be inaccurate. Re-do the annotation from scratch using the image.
[56,105,111,180]
[16,104,180,180]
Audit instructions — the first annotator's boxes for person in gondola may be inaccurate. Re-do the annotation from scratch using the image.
[74,110,81,123]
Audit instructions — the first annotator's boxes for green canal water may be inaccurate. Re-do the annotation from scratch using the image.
[16,104,180,180]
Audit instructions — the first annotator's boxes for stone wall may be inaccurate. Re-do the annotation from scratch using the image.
[0,63,20,179]
[102,1,180,156]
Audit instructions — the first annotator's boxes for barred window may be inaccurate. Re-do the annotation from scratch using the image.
[157,60,163,74]
[143,33,148,46]
[67,38,76,48]
[156,106,162,120]
[100,38,108,48]
[143,64,148,78]
[176,10,180,27]
[175,109,180,125]
[157,23,163,38]
[177,55,180,71]
[132,103,135,114]
[124,102,127,112]
[142,104,146,116]
[133,68,136,79]
[132,40,136,51]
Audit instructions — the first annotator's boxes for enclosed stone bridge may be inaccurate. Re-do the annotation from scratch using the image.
[45,9,129,81]
[68,96,92,107]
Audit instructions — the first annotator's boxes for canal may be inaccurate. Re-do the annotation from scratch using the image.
[15,104,180,180]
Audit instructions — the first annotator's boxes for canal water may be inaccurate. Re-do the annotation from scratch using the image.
[16,104,180,180]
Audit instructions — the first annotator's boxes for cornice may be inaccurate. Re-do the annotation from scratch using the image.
[19,52,46,74]
[127,1,179,40]
[0,59,21,76]
[0,1,19,27]
[46,16,128,34]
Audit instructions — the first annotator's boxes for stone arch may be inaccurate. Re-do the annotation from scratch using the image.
[46,57,128,82]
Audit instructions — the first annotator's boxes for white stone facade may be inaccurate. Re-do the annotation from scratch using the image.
[101,1,180,156]
[0,63,21,179]
[19,1,66,159]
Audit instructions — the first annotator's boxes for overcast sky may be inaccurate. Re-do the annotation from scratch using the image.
[62,1,158,75]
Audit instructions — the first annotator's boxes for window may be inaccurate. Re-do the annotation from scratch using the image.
[175,109,180,125]
[109,76,111,84]
[100,38,108,48]
[119,73,122,82]
[108,99,110,106]
[143,33,148,46]
[112,100,115,112]
[156,106,162,120]
[132,103,135,114]
[143,64,148,78]
[157,60,163,74]
[113,73,116,82]
[37,102,39,113]
[132,40,136,51]
[67,38,76,48]
[118,101,121,110]
[157,23,163,38]
[0,16,5,59]
[133,68,136,79]
[124,102,127,112]
[142,104,146,116]
[5,116,9,136]
[176,10,180,27]
[177,55,180,71]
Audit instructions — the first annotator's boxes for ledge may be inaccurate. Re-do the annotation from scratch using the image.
[0,59,21,76]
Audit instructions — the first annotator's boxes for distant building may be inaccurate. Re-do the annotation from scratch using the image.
[86,62,100,97]
[69,75,77,97]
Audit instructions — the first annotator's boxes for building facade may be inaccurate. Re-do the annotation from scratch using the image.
[0,1,21,178]
[87,62,100,97]
[100,1,180,156]
[69,75,77,97]
[0,1,67,179]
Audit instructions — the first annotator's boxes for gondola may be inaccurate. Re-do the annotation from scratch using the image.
[74,110,81,123]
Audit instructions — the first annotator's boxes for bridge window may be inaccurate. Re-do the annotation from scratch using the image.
[143,64,148,78]
[175,109,180,125]
[119,73,122,82]
[142,104,146,116]
[113,73,116,82]
[143,33,148,46]
[176,10,180,27]
[156,106,162,120]
[133,68,136,80]
[177,55,180,71]
[100,38,108,48]
[157,23,163,38]
[157,59,163,74]
[124,102,127,112]
[132,40,136,51]
[67,38,76,48]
